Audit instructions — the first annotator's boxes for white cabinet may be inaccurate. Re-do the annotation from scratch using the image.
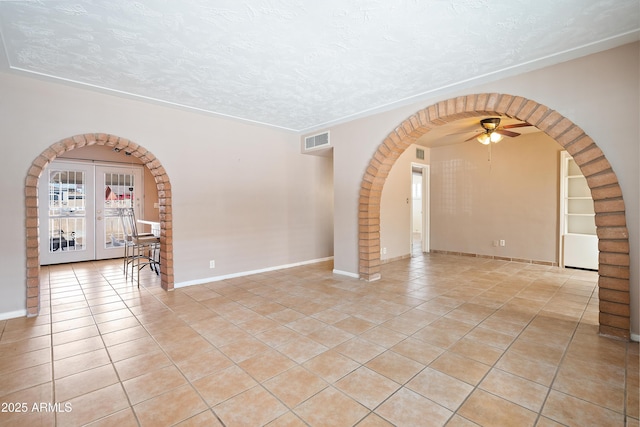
[559,152,598,270]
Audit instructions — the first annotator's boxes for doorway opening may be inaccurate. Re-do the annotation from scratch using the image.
[358,93,631,340]
[39,160,147,265]
[411,164,429,256]
[25,133,174,317]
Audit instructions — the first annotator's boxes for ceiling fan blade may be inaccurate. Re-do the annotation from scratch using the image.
[465,132,483,142]
[496,129,521,138]
[502,122,532,129]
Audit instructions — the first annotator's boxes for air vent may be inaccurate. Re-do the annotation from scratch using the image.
[304,131,330,150]
[416,148,425,160]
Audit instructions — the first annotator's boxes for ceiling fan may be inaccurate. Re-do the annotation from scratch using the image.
[466,117,533,145]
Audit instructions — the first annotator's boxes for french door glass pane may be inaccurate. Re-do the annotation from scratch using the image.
[48,170,86,253]
[103,172,135,249]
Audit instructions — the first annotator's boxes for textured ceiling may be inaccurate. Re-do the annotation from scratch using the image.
[0,1,638,132]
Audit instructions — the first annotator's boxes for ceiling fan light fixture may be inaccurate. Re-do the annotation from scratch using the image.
[490,131,503,143]
[477,133,491,145]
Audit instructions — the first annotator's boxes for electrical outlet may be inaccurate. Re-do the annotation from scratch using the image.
[209,260,215,269]
[382,247,387,255]
[500,240,506,247]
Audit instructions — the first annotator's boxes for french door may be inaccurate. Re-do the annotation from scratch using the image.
[39,160,144,265]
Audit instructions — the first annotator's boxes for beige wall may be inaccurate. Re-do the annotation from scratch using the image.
[428,133,562,262]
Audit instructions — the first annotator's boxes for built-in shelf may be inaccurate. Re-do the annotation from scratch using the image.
[560,152,598,270]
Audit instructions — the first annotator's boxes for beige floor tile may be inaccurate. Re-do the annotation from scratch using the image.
[174,347,233,381]
[307,324,354,348]
[333,316,376,334]
[406,367,473,411]
[214,385,288,427]
[335,337,386,364]
[133,384,207,427]
[430,351,491,386]
[311,308,350,324]
[219,335,271,362]
[0,347,51,376]
[264,365,328,408]
[0,335,51,357]
[53,347,111,379]
[302,349,360,383]
[495,349,558,386]
[239,348,297,382]
[237,316,280,335]
[113,349,173,381]
[463,325,515,350]
[192,365,257,406]
[294,386,369,427]
[96,316,141,334]
[285,316,326,335]
[123,364,188,404]
[54,363,119,402]
[541,389,625,426]
[508,338,566,366]
[335,366,400,409]
[256,325,302,347]
[552,366,625,412]
[375,387,452,427]
[458,389,538,427]
[106,336,161,362]
[276,335,328,364]
[0,382,54,426]
[357,413,396,426]
[391,337,445,365]
[448,337,504,366]
[0,363,51,397]
[360,326,407,348]
[365,350,424,384]
[56,383,130,427]
[101,324,149,347]
[84,407,138,427]
[265,411,308,426]
[172,410,224,426]
[479,368,549,412]
[51,315,96,334]
[53,335,104,361]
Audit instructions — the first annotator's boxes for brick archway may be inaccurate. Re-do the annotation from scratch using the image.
[25,133,174,316]
[358,93,630,339]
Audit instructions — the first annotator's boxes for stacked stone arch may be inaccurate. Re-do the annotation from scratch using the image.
[25,133,174,316]
[358,93,630,339]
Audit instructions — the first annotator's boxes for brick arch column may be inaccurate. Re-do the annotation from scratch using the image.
[358,93,630,339]
[25,133,174,316]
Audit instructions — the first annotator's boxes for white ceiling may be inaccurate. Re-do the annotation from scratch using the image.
[0,0,638,133]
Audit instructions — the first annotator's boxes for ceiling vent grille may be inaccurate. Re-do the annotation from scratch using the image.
[304,131,330,151]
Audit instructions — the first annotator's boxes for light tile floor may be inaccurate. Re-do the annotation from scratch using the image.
[0,254,638,426]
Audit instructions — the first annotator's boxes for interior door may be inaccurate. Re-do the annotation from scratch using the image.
[95,165,144,260]
[39,161,95,265]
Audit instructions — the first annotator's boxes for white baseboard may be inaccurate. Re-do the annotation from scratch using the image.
[332,269,359,279]
[631,333,639,342]
[0,309,28,321]
[175,257,334,288]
